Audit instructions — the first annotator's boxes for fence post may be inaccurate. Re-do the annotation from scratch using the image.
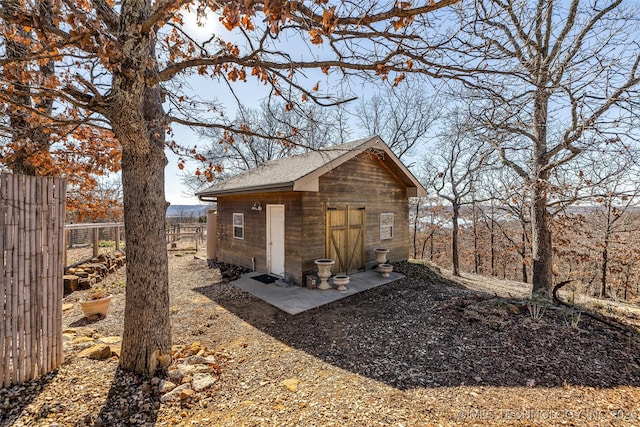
[115,226,120,251]
[93,227,99,258]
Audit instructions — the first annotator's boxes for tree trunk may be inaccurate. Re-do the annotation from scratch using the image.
[490,211,495,276]
[530,183,554,297]
[472,203,479,274]
[600,202,613,298]
[412,199,420,258]
[451,203,460,276]
[119,136,171,376]
[521,224,528,283]
[530,85,553,298]
[112,0,171,376]
[600,237,610,298]
[117,83,172,375]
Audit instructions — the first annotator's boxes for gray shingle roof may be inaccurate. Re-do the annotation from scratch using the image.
[196,136,426,198]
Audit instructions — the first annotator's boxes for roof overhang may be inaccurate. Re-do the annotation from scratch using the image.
[196,183,294,198]
[196,136,427,200]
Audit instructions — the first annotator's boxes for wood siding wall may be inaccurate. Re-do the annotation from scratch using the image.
[0,173,66,387]
[216,153,411,285]
[301,153,410,277]
[216,192,303,282]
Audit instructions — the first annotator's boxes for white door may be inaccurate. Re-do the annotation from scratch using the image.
[267,205,285,276]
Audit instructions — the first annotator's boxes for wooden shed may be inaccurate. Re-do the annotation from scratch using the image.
[196,136,427,286]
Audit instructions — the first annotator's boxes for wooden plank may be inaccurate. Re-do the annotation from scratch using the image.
[0,175,6,387]
[33,179,46,374]
[10,174,20,384]
[23,176,33,381]
[17,175,27,384]
[54,178,66,368]
[2,174,14,387]
[40,176,54,374]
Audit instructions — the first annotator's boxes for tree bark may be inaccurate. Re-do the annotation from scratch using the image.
[521,224,528,284]
[451,203,460,276]
[472,203,479,274]
[119,133,171,376]
[530,84,554,298]
[111,0,172,376]
[531,182,554,297]
[599,201,613,298]
[412,199,420,259]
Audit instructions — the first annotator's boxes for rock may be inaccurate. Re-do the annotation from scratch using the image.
[76,344,112,360]
[78,278,92,290]
[186,355,209,365]
[62,303,74,311]
[168,369,184,384]
[281,378,298,392]
[159,380,177,393]
[171,345,186,354]
[67,327,98,337]
[63,275,79,293]
[160,384,192,402]
[179,388,195,400]
[110,345,121,358]
[506,303,520,314]
[192,373,217,392]
[72,336,95,344]
[97,336,122,345]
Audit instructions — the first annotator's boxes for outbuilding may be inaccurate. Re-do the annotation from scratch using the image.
[196,136,427,286]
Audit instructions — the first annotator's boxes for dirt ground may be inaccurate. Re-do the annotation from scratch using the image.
[1,251,640,426]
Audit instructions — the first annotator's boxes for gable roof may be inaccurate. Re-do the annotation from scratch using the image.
[196,136,427,199]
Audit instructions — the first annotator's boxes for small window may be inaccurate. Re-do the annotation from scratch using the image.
[380,212,394,240]
[233,213,244,239]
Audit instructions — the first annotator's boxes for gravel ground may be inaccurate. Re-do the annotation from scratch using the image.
[2,251,640,426]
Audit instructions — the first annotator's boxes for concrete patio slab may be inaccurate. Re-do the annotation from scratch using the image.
[231,270,405,315]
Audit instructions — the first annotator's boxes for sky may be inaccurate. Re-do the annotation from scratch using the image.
[162,7,376,205]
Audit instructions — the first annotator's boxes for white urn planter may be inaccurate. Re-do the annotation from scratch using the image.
[314,259,335,290]
[332,275,350,291]
[378,263,393,278]
[374,248,390,265]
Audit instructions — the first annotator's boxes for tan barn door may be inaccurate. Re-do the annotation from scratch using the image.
[326,206,365,274]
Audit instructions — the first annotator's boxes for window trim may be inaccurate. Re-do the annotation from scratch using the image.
[380,212,394,240]
[233,213,244,240]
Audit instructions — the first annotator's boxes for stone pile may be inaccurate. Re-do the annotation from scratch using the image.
[65,330,221,401]
[63,251,126,294]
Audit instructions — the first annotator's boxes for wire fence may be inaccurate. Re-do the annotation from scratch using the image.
[65,223,125,266]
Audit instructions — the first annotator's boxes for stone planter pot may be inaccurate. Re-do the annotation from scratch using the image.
[314,259,335,290]
[332,275,350,291]
[374,248,390,265]
[378,264,393,278]
[80,295,112,318]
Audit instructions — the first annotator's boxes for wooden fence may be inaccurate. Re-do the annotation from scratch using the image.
[0,173,66,388]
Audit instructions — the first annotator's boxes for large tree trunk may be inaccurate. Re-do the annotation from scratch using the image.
[119,132,171,375]
[530,86,554,298]
[112,0,171,376]
[451,203,460,276]
[116,85,172,375]
[530,183,554,297]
